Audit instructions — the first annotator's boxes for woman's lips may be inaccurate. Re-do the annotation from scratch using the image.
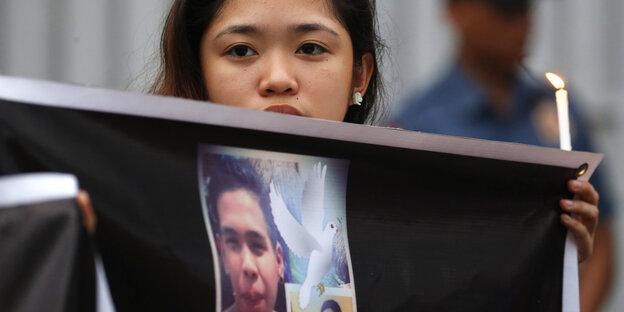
[263,105,303,116]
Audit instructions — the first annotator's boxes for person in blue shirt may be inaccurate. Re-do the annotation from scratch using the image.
[391,0,613,310]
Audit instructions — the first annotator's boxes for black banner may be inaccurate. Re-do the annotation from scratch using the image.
[0,174,95,312]
[0,77,602,311]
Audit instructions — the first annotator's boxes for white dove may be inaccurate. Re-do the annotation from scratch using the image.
[269,163,339,310]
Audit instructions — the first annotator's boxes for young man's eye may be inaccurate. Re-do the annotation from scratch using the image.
[226,45,257,58]
[296,43,326,56]
[225,238,241,250]
[249,241,268,256]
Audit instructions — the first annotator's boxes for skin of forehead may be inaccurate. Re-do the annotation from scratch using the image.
[217,189,270,240]
[210,0,340,34]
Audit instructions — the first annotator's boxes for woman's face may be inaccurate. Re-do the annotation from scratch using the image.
[217,189,283,312]
[200,0,369,121]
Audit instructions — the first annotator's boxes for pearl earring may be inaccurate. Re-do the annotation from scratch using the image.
[352,92,363,106]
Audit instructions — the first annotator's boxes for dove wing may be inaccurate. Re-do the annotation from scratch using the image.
[269,182,321,258]
[301,163,327,238]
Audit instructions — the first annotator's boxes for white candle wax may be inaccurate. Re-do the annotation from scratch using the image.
[545,73,578,311]
[556,89,571,151]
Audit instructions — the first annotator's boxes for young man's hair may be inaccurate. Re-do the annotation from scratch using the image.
[207,156,278,249]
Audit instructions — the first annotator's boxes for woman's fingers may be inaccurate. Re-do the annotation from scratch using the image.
[561,180,600,263]
[568,180,599,206]
[561,212,593,262]
[560,198,599,233]
[76,190,96,236]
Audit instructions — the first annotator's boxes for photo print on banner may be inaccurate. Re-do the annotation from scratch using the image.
[198,145,356,312]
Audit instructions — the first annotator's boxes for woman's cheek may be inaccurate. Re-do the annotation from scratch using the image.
[318,65,351,116]
[207,66,254,107]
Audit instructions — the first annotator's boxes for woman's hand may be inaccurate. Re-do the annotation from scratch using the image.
[76,190,96,236]
[560,180,599,263]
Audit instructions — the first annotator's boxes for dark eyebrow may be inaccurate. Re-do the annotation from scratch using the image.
[291,23,339,37]
[214,25,260,40]
[245,230,267,242]
[220,226,237,236]
[220,226,267,242]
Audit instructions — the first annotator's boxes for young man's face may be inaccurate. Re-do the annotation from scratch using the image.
[217,189,283,312]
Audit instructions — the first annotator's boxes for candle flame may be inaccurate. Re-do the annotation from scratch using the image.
[545,72,565,89]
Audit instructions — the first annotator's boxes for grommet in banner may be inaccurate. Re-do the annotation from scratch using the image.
[577,163,588,177]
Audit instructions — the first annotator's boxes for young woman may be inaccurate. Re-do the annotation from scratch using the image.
[67,2,597,311]
[146,0,599,265]
[150,0,384,125]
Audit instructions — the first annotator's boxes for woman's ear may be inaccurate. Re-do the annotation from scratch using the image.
[353,53,375,97]
[275,243,284,281]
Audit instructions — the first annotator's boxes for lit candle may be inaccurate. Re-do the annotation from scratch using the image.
[546,73,571,151]
[546,72,579,312]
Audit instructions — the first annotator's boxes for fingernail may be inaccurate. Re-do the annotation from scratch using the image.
[562,200,573,210]
[571,180,582,190]
[562,214,572,221]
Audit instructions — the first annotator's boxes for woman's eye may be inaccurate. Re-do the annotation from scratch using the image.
[226,45,257,58]
[297,43,326,56]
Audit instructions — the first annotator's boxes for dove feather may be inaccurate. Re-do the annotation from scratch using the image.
[301,163,327,238]
[269,182,321,258]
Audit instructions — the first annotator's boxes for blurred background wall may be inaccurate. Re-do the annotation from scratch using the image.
[0,0,171,91]
[1,0,622,310]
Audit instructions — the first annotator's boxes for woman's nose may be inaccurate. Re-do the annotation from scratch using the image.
[259,54,298,96]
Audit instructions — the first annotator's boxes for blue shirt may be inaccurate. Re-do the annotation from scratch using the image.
[392,64,613,218]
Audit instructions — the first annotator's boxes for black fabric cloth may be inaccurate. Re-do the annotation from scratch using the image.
[0,198,95,312]
[0,98,577,311]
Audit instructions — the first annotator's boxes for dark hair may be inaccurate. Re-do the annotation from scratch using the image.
[150,0,385,124]
[320,299,342,312]
[447,0,531,14]
[207,156,278,249]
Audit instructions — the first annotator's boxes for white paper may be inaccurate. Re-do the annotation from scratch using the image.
[95,252,116,312]
[0,172,78,208]
[562,231,579,312]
